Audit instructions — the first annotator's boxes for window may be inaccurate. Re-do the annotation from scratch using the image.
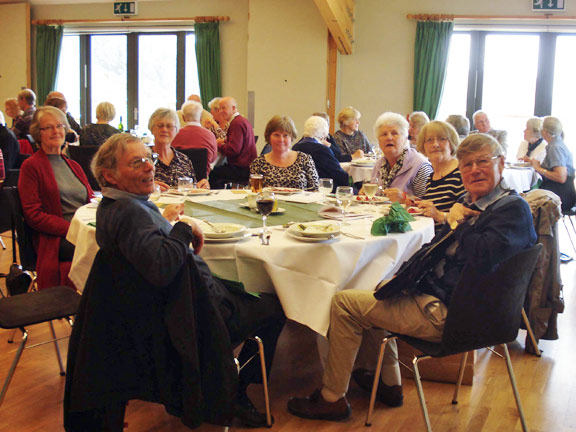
[55,31,200,133]
[438,30,575,159]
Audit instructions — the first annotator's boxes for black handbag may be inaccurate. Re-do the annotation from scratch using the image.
[374,230,455,300]
[6,263,32,296]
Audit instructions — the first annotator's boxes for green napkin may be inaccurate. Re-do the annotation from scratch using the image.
[370,202,415,236]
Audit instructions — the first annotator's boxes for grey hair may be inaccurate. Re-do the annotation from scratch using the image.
[29,106,70,144]
[208,97,221,111]
[542,116,563,139]
[17,88,36,106]
[303,116,329,141]
[373,112,409,139]
[526,117,543,139]
[472,110,489,121]
[312,112,330,128]
[445,114,470,138]
[181,101,203,122]
[456,133,503,160]
[408,111,430,129]
[95,102,116,122]
[148,108,179,133]
[91,133,144,187]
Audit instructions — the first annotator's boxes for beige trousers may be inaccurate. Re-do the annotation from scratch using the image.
[322,289,447,396]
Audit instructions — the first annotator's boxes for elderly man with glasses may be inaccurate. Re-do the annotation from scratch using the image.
[287,133,536,422]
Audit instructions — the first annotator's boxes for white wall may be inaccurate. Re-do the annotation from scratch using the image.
[0,3,30,112]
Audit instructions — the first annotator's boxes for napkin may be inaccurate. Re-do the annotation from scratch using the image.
[318,205,372,220]
[370,202,415,235]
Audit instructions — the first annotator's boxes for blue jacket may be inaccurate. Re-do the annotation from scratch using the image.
[293,137,349,191]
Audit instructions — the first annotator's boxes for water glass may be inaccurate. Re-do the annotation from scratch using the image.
[335,186,353,226]
[319,178,334,201]
[149,184,162,202]
[178,176,195,196]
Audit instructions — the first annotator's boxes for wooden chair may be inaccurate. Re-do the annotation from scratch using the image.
[365,244,542,432]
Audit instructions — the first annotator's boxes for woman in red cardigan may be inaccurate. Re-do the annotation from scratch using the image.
[18,106,93,290]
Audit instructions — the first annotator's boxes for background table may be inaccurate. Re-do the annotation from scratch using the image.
[67,191,434,335]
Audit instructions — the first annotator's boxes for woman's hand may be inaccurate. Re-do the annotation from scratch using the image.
[351,149,364,160]
[417,200,444,223]
[162,203,184,222]
[530,159,542,171]
[197,178,210,189]
[519,156,531,163]
[446,203,480,229]
[383,188,404,203]
[155,181,170,192]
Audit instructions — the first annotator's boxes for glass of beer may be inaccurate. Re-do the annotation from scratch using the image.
[250,174,263,193]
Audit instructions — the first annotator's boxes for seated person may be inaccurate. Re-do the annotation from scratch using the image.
[4,97,22,129]
[408,111,430,149]
[148,108,209,190]
[250,115,319,190]
[0,121,19,170]
[79,101,120,147]
[172,100,218,176]
[471,110,508,156]
[312,112,363,162]
[333,106,373,158]
[18,106,93,290]
[13,88,36,140]
[46,91,82,134]
[517,117,546,163]
[445,114,470,141]
[64,133,286,430]
[293,116,349,191]
[287,133,536,421]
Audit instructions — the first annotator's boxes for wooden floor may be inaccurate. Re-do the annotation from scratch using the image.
[1,225,576,432]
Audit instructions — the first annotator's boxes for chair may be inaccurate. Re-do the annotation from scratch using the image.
[178,147,208,181]
[67,145,100,191]
[5,186,37,272]
[17,139,33,155]
[0,286,81,409]
[365,244,542,432]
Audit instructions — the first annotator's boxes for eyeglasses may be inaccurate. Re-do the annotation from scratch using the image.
[155,123,177,130]
[424,137,449,145]
[460,156,500,173]
[129,153,159,169]
[39,124,66,132]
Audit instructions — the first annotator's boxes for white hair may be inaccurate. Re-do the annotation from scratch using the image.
[373,112,409,138]
[181,101,203,122]
[303,116,328,141]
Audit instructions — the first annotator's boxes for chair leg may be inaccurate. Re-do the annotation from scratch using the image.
[49,321,66,375]
[365,335,397,427]
[562,217,576,254]
[502,344,528,432]
[0,328,28,409]
[251,336,272,428]
[452,351,469,404]
[521,307,541,357]
[568,216,576,254]
[0,237,6,250]
[413,355,433,432]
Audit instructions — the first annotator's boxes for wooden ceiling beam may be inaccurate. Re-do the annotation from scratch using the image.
[313,0,354,55]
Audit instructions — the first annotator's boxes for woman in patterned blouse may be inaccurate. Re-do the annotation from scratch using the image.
[149,108,210,189]
[250,116,319,190]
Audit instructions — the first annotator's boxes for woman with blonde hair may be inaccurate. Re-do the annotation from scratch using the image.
[4,98,22,129]
[333,106,373,159]
[80,102,120,147]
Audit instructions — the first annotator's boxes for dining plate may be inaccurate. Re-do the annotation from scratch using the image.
[289,221,341,238]
[201,222,247,239]
[355,195,391,204]
[351,159,376,167]
[168,188,213,196]
[204,232,252,243]
[266,187,303,195]
[238,202,285,214]
[286,230,340,243]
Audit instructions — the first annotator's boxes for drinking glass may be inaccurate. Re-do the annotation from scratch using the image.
[178,176,195,197]
[362,181,378,202]
[256,191,276,235]
[335,186,353,226]
[318,178,334,202]
[149,183,162,202]
[250,174,264,193]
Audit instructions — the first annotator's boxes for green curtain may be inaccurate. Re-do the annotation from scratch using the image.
[195,22,222,108]
[36,24,64,104]
[413,20,453,120]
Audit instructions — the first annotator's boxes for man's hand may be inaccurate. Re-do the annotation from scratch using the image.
[162,203,184,222]
[446,203,480,229]
[383,188,404,203]
[178,216,205,254]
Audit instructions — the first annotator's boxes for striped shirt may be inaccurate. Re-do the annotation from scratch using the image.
[422,167,465,214]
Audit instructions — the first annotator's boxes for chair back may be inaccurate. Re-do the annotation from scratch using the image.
[68,146,100,191]
[177,148,208,181]
[18,139,34,155]
[4,186,37,271]
[439,244,542,355]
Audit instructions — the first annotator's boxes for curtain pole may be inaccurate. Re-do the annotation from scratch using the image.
[32,16,229,25]
[407,13,576,21]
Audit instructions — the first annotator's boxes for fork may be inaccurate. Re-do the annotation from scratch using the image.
[342,232,365,240]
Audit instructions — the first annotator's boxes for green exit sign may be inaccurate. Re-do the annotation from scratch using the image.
[532,0,565,11]
[114,1,137,16]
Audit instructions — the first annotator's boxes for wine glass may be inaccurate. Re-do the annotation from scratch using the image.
[149,183,162,202]
[256,191,276,236]
[362,181,378,202]
[335,186,353,226]
[318,178,334,202]
[178,176,195,197]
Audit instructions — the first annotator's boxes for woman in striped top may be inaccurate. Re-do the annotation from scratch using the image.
[413,121,465,229]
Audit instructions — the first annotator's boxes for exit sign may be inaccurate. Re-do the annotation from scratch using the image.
[533,0,565,11]
[114,1,137,15]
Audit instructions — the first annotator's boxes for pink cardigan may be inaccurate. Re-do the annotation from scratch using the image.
[18,149,93,290]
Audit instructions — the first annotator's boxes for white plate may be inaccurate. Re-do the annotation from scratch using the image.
[351,159,376,167]
[286,230,339,243]
[202,222,247,239]
[167,188,213,196]
[238,202,285,214]
[355,196,391,205]
[204,232,252,243]
[266,187,303,195]
[289,221,341,238]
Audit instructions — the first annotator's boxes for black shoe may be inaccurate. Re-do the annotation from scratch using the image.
[234,394,273,428]
[287,389,351,421]
[352,368,403,407]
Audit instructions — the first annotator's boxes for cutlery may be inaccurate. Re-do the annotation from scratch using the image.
[203,220,225,233]
[342,232,365,240]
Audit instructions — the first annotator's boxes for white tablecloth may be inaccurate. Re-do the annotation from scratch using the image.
[342,162,537,194]
[67,192,434,335]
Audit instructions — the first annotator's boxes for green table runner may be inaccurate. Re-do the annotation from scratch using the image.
[184,199,324,228]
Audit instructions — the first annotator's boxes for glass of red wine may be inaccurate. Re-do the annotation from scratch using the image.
[256,190,276,235]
